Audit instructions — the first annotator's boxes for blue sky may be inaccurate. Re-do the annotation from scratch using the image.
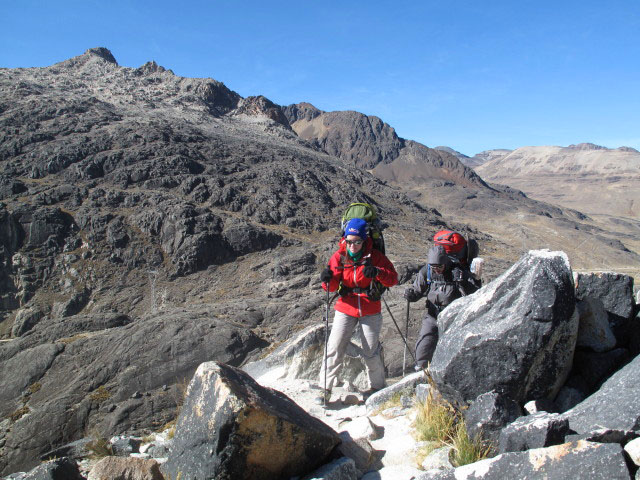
[2,1,639,155]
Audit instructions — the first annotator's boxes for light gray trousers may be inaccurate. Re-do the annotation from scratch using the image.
[320,310,386,391]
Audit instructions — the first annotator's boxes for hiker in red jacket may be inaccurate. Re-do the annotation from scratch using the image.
[318,218,398,403]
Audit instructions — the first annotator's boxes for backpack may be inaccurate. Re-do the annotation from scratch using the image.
[339,203,387,300]
[433,230,478,266]
[341,203,386,254]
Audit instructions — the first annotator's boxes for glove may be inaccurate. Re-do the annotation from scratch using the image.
[404,287,420,302]
[362,265,379,278]
[452,268,463,282]
[320,268,333,283]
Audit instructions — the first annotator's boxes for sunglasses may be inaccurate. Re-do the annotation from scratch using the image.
[430,264,445,273]
[345,239,363,246]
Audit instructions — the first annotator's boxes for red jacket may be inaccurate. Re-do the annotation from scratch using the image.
[322,238,398,317]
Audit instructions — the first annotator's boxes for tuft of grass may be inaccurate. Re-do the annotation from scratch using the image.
[89,385,111,402]
[413,386,491,468]
[450,421,493,467]
[86,436,113,460]
[413,393,457,444]
[58,333,89,344]
[9,405,30,422]
[28,382,42,395]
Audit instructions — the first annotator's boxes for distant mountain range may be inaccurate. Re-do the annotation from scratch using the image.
[471,143,640,219]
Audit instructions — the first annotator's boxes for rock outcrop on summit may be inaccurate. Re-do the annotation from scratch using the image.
[283,103,486,188]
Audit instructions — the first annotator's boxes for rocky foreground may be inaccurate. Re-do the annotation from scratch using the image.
[5,250,639,479]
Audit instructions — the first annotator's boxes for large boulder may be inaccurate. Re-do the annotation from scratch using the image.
[575,272,635,346]
[162,362,341,480]
[418,441,631,479]
[560,353,640,435]
[430,250,578,406]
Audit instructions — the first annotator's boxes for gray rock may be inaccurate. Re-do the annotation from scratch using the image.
[421,446,454,471]
[554,385,586,413]
[87,456,164,480]
[145,443,171,459]
[244,323,327,382]
[624,437,640,466]
[572,348,629,389]
[464,391,522,446]
[523,398,557,414]
[576,297,617,352]
[109,435,142,456]
[431,250,578,406]
[420,441,630,479]
[301,457,358,480]
[564,428,638,445]
[575,272,635,346]
[561,353,640,434]
[40,438,93,462]
[340,417,383,442]
[11,308,45,337]
[365,370,427,414]
[51,288,91,318]
[498,412,570,453]
[630,313,640,357]
[337,432,382,475]
[361,465,424,479]
[22,457,83,480]
[415,383,431,404]
[244,323,370,390]
[162,362,340,480]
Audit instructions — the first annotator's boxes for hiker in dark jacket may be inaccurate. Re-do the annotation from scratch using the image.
[318,218,398,403]
[404,245,480,369]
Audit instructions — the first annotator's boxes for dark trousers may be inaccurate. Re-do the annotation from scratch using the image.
[415,313,438,368]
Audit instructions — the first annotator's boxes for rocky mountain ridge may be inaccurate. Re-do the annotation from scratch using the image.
[0,47,464,476]
[283,104,486,188]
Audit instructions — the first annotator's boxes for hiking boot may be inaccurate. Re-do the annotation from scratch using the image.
[314,389,331,405]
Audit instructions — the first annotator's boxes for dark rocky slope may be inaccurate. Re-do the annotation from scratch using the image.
[0,47,449,475]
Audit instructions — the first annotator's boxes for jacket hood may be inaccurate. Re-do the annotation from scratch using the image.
[427,245,452,267]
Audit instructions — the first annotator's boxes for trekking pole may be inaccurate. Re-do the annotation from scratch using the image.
[403,299,410,376]
[381,295,417,365]
[323,287,330,409]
